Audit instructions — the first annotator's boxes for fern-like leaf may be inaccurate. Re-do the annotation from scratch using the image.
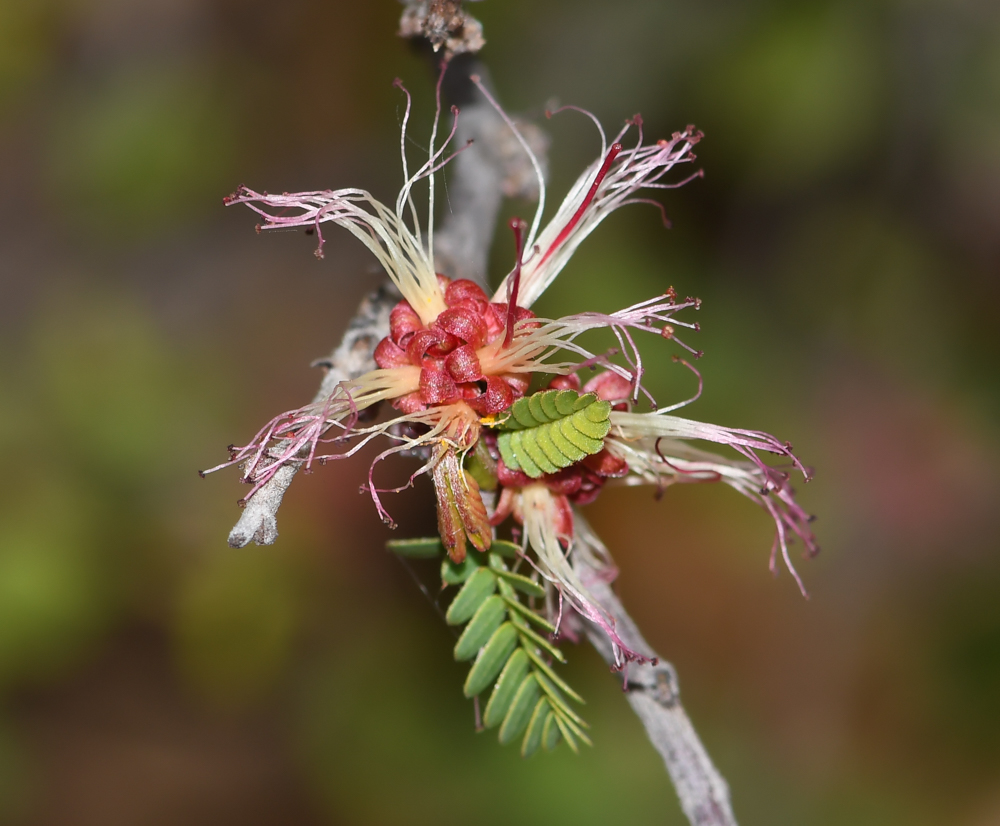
[495,389,612,478]
[387,538,589,754]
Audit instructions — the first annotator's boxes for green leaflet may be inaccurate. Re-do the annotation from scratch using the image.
[483,648,530,727]
[493,568,546,598]
[446,568,496,625]
[495,390,612,478]
[386,537,444,557]
[499,674,540,744]
[521,698,550,758]
[454,595,506,661]
[441,552,483,585]
[542,711,561,751]
[489,540,522,558]
[464,622,519,697]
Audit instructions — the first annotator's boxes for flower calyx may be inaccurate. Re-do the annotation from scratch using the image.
[433,446,492,563]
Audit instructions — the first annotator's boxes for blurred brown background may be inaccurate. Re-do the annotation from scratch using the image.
[1,0,999,824]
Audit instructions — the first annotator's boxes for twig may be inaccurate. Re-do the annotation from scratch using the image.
[227,285,395,548]
[431,54,549,286]
[399,0,486,59]
[574,515,738,826]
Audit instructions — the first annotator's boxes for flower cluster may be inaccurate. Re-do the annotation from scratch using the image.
[205,77,816,674]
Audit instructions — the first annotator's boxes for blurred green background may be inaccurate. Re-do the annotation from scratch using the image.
[1,0,999,823]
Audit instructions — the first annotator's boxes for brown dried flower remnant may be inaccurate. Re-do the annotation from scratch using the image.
[399,0,485,58]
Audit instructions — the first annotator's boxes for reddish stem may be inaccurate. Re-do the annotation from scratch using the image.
[504,217,527,348]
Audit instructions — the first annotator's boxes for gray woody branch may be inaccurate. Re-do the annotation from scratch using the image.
[226,7,738,824]
[575,516,738,826]
[226,286,394,548]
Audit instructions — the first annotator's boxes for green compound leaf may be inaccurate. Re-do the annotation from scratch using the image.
[440,554,589,755]
[511,612,566,662]
[556,707,593,749]
[501,593,556,634]
[524,646,582,702]
[555,713,579,753]
[387,533,591,755]
[494,568,546,598]
[536,671,588,729]
[495,390,612,478]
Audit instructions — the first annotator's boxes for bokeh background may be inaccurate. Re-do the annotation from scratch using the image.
[1,0,999,823]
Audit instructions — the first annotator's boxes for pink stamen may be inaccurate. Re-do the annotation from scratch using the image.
[535,142,623,271]
[654,438,722,484]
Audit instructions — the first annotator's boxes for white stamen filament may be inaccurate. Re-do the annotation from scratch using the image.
[493,126,701,309]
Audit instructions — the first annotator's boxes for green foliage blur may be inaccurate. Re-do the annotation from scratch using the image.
[1,1,998,824]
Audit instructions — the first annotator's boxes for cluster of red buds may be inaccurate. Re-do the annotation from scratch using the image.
[373,276,534,415]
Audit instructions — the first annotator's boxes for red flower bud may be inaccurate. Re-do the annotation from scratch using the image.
[392,391,426,414]
[583,370,632,408]
[551,493,575,539]
[483,303,506,338]
[544,467,584,496]
[419,364,460,404]
[569,472,604,506]
[496,457,533,488]
[582,449,629,477]
[374,337,410,369]
[445,344,483,382]
[436,306,488,348]
[389,301,423,347]
[467,375,514,415]
[503,373,530,397]
[444,278,489,308]
[426,332,460,358]
[548,373,581,391]
[407,327,458,363]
